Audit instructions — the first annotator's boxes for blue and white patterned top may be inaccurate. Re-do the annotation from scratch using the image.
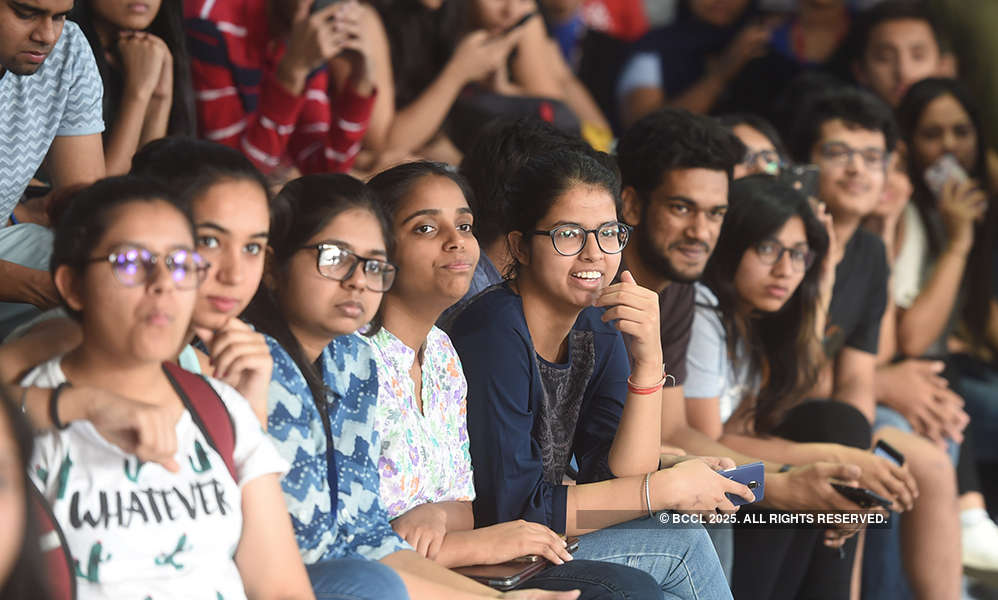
[265,332,410,564]
[0,21,104,223]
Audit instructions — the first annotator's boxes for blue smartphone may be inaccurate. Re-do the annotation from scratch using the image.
[721,461,765,505]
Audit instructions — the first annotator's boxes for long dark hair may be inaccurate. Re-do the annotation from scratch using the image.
[370,0,463,109]
[130,137,271,214]
[896,77,997,355]
[701,175,829,434]
[242,174,388,412]
[502,147,621,279]
[71,0,197,137]
[0,389,52,600]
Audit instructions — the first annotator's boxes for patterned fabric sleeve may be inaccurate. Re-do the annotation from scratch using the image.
[444,334,477,503]
[325,334,410,560]
[265,338,337,565]
[58,22,104,136]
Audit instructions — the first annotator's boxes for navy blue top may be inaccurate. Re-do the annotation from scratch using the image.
[447,283,629,533]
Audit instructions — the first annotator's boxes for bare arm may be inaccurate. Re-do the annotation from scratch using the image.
[379,549,502,597]
[896,248,967,357]
[832,347,877,423]
[46,132,105,189]
[542,39,610,130]
[104,91,154,175]
[328,2,395,153]
[565,461,753,536]
[0,260,58,306]
[509,17,564,99]
[0,316,80,384]
[380,62,467,158]
[234,474,315,600]
[876,288,898,365]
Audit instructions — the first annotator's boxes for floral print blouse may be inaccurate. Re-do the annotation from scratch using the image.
[366,326,476,519]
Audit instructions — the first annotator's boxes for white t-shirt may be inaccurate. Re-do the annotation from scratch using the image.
[24,358,288,600]
[684,284,757,423]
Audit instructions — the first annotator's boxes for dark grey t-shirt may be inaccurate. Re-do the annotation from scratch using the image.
[534,330,596,484]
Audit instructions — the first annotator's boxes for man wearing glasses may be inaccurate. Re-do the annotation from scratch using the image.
[615,108,875,589]
[789,86,963,600]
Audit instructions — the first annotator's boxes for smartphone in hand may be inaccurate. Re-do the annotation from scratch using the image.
[778,164,820,199]
[924,153,968,198]
[721,461,765,505]
[310,0,345,14]
[832,483,892,509]
[873,439,905,467]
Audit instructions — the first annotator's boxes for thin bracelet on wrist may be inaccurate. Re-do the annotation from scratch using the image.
[643,472,654,519]
[49,383,71,430]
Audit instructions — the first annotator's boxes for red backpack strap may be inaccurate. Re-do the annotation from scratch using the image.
[31,481,76,600]
[163,362,237,482]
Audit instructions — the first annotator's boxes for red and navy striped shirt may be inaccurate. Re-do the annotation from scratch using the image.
[185,0,375,174]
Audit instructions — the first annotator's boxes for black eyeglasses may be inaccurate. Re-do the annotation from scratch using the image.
[301,243,397,292]
[531,222,632,257]
[819,142,887,169]
[753,239,815,272]
[85,244,208,289]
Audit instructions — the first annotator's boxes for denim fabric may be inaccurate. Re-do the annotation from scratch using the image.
[306,558,409,600]
[573,514,732,600]
[524,559,664,600]
[0,223,53,338]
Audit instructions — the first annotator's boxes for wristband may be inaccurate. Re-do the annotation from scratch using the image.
[643,472,654,519]
[627,372,676,395]
[49,383,71,431]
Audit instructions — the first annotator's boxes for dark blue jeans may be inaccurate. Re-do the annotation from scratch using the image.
[521,559,664,600]
[307,556,662,599]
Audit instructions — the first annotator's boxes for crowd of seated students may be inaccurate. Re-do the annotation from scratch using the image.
[4,0,998,599]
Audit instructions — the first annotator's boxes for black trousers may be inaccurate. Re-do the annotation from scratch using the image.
[731,400,872,600]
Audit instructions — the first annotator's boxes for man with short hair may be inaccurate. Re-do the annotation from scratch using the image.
[617,108,871,595]
[790,86,962,600]
[0,0,105,336]
[850,0,948,107]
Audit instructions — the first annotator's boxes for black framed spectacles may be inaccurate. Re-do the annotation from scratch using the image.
[85,244,208,289]
[531,222,632,257]
[753,239,815,272]
[301,243,397,292]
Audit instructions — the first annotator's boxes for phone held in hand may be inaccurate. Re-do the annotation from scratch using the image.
[509,536,580,563]
[924,153,968,198]
[778,164,821,199]
[453,536,581,590]
[832,483,893,509]
[502,11,537,35]
[310,0,345,14]
[873,439,905,467]
[720,461,765,505]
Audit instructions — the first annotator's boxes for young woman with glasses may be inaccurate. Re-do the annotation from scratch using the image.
[23,176,313,600]
[447,147,751,600]
[245,174,577,600]
[364,161,661,598]
[683,175,881,598]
